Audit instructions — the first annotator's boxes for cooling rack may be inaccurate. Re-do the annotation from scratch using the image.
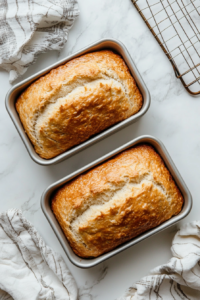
[132,0,200,95]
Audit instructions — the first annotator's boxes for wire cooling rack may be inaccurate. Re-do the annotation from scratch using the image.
[132,0,200,95]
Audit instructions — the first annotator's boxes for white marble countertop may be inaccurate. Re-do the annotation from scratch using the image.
[0,0,199,299]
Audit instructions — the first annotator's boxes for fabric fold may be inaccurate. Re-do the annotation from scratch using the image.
[0,209,77,300]
[0,0,79,83]
[118,221,200,300]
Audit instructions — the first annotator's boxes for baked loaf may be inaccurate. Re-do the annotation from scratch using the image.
[52,144,183,258]
[16,50,143,159]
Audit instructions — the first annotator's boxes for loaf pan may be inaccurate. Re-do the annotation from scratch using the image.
[5,39,150,165]
[41,135,192,268]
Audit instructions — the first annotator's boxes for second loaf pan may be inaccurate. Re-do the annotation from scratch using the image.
[5,38,150,165]
[41,135,192,268]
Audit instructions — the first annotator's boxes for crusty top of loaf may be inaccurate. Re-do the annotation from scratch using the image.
[51,144,183,258]
[16,50,142,159]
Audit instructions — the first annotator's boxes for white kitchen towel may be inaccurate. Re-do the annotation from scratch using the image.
[0,0,79,83]
[118,221,200,300]
[0,209,77,300]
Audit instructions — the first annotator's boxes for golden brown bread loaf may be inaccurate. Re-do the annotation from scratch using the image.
[16,50,143,159]
[51,144,183,258]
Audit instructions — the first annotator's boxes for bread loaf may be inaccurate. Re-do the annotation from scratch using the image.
[16,50,143,159]
[52,144,183,258]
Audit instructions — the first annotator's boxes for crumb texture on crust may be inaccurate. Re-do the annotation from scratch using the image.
[51,144,184,258]
[15,50,143,159]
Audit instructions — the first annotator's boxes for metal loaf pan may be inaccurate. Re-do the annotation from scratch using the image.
[5,39,150,165]
[41,135,192,268]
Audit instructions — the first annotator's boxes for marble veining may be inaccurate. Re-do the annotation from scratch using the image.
[79,265,108,299]
[0,0,199,299]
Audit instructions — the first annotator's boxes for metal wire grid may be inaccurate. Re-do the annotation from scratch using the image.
[132,0,200,95]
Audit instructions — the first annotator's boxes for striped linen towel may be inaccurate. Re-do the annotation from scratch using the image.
[0,209,77,300]
[118,221,200,300]
[0,0,79,83]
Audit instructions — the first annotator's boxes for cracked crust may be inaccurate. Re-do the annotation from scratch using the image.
[15,50,143,159]
[51,144,184,258]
